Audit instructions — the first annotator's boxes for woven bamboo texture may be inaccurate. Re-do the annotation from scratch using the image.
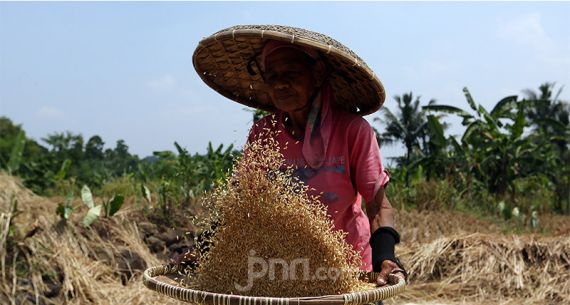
[143,265,406,305]
[193,25,385,116]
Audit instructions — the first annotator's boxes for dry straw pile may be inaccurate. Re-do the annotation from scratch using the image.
[0,174,182,305]
[398,233,570,304]
[188,127,367,297]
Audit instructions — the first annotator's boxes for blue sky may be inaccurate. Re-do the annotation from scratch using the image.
[1,2,569,165]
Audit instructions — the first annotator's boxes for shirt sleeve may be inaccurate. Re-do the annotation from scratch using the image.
[348,118,390,203]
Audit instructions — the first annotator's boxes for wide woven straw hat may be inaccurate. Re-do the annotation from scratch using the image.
[192,25,386,116]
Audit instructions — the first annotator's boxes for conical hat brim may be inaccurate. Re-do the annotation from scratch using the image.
[193,25,385,116]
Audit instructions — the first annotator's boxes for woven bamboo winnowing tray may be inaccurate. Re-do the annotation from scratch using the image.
[143,265,406,305]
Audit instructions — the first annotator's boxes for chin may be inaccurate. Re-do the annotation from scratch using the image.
[277,106,304,113]
[274,100,310,113]
[274,102,300,112]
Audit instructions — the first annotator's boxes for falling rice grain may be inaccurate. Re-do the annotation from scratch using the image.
[185,126,370,297]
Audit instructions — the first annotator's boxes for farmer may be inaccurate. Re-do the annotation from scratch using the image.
[187,25,406,288]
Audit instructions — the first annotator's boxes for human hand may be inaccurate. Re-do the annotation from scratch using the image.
[375,260,406,286]
[168,250,197,269]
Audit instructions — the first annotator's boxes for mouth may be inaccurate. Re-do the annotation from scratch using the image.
[275,91,296,101]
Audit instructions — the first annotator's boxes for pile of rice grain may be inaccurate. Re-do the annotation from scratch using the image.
[188,128,368,297]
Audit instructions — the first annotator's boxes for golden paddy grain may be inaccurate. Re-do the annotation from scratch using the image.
[185,126,371,297]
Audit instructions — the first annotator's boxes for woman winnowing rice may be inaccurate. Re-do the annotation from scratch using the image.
[177,25,407,292]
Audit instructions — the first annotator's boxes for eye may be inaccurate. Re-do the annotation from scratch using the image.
[263,66,308,84]
[264,72,276,82]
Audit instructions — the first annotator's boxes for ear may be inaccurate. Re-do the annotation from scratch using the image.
[312,61,327,87]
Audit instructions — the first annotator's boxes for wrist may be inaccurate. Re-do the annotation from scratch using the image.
[370,227,400,272]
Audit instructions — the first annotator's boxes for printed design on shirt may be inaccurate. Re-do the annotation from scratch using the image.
[322,192,339,203]
[283,155,346,204]
[292,166,345,182]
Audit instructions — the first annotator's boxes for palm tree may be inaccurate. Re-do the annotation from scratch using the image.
[523,83,568,131]
[523,83,570,214]
[374,92,435,185]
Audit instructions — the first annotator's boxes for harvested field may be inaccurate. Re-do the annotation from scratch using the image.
[391,234,570,305]
[0,174,184,305]
[1,173,569,305]
[397,209,500,244]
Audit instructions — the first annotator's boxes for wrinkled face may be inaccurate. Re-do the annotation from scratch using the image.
[263,48,320,113]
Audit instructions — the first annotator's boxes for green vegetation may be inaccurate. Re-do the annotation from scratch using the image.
[1,82,568,229]
[377,83,570,220]
[0,116,238,225]
[0,117,238,195]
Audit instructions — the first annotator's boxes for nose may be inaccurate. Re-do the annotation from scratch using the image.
[269,76,291,90]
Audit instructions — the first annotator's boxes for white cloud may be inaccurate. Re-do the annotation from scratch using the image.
[497,13,570,73]
[497,13,552,52]
[147,74,176,92]
[35,106,64,119]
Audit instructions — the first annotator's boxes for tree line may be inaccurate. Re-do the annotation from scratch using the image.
[1,82,569,217]
[0,118,237,200]
[376,83,569,215]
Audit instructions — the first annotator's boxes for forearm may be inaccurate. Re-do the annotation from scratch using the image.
[366,186,401,272]
[366,186,395,233]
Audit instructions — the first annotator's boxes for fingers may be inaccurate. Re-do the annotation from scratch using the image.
[169,250,196,267]
[376,265,392,286]
[178,251,195,264]
[168,253,180,265]
[390,268,406,281]
[376,272,388,286]
[376,260,400,286]
[376,269,390,286]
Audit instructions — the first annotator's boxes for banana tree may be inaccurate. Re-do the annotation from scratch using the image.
[81,185,125,227]
[424,87,546,200]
